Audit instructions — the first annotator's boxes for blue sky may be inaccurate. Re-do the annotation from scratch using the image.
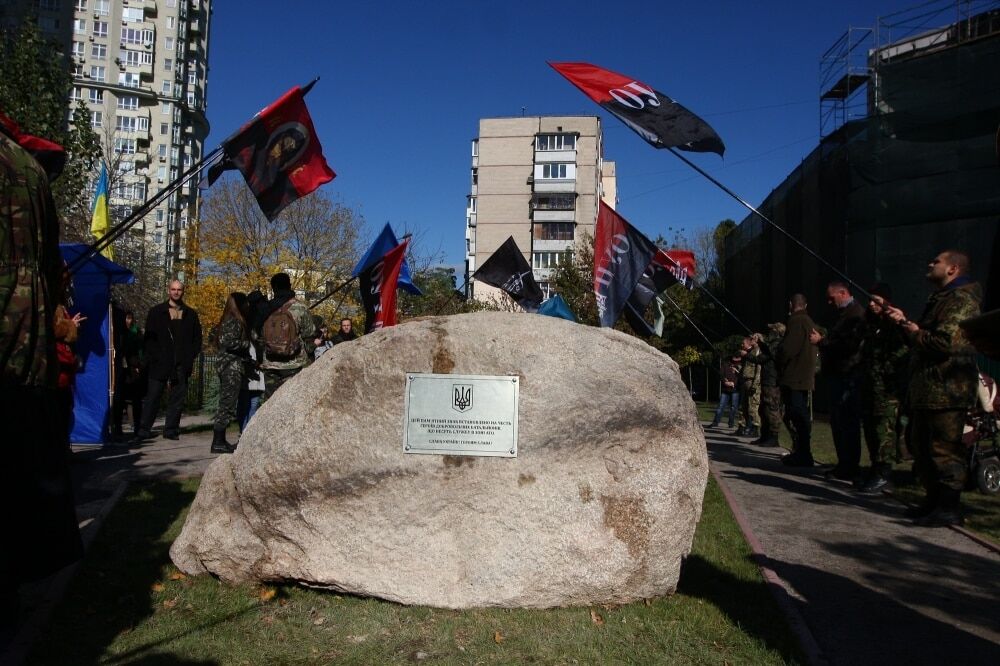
[204,0,951,266]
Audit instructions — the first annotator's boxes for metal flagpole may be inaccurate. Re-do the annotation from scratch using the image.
[308,276,356,311]
[67,148,224,275]
[660,291,721,355]
[434,277,469,316]
[666,146,872,302]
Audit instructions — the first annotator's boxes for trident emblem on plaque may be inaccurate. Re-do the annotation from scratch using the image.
[452,384,473,412]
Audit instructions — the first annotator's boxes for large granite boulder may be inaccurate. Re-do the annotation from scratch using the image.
[170,312,708,609]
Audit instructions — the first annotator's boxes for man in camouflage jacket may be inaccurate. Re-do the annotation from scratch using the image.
[1,119,83,610]
[857,284,909,494]
[256,272,315,402]
[887,250,982,527]
[736,335,762,438]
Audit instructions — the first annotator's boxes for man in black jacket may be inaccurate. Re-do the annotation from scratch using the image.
[809,281,867,480]
[134,280,202,441]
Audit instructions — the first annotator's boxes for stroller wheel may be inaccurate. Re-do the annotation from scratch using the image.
[976,457,1000,495]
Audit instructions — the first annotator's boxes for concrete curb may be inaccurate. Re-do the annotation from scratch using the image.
[709,465,828,666]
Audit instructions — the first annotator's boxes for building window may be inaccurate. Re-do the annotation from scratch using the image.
[38,16,59,31]
[471,139,478,157]
[122,7,144,22]
[161,81,172,95]
[92,21,108,37]
[158,144,167,158]
[467,197,476,213]
[122,49,151,66]
[117,95,139,110]
[536,163,574,180]
[89,88,103,104]
[167,17,176,29]
[94,0,109,15]
[70,87,82,102]
[118,72,140,88]
[161,102,170,115]
[188,70,197,85]
[74,0,86,10]
[532,251,569,269]
[114,138,136,154]
[471,168,478,186]
[72,63,83,77]
[73,18,86,34]
[157,165,167,180]
[90,110,103,128]
[536,134,576,151]
[91,43,106,59]
[159,122,168,135]
[117,161,132,174]
[533,195,575,210]
[154,232,163,244]
[535,222,575,241]
[164,57,173,72]
[71,41,85,56]
[121,28,153,45]
[36,0,60,11]
[89,65,105,81]
[165,37,174,50]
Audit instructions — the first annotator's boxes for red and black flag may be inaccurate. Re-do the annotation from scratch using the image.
[473,236,544,309]
[360,238,409,333]
[593,202,658,328]
[625,249,697,337]
[550,62,725,156]
[0,113,66,181]
[207,83,335,220]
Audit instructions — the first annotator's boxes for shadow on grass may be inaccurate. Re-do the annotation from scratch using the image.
[28,480,204,665]
[678,554,804,663]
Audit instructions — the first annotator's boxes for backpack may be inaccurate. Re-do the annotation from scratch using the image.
[262,301,301,358]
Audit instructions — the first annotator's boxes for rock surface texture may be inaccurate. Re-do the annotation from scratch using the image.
[170,312,708,608]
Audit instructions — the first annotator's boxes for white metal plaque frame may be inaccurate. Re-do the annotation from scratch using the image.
[403,373,519,457]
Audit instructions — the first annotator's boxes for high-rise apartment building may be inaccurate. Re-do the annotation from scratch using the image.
[2,0,212,279]
[465,116,616,302]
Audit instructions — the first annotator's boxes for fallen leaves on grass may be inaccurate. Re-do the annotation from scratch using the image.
[590,609,605,626]
[258,587,277,602]
[162,598,178,609]
[151,583,164,593]
[313,617,326,626]
[493,631,504,645]
[168,571,187,581]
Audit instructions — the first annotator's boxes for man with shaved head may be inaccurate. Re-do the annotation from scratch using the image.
[886,250,982,526]
[133,279,202,441]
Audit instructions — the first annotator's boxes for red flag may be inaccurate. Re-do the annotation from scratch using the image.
[360,239,409,332]
[654,249,696,289]
[593,202,658,327]
[550,62,724,156]
[210,85,335,220]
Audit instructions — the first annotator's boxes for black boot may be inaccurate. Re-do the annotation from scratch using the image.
[915,486,964,527]
[904,485,940,519]
[735,425,746,436]
[754,434,779,447]
[858,464,892,495]
[211,427,236,454]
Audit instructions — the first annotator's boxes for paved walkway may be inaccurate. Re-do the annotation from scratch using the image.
[704,423,1000,665]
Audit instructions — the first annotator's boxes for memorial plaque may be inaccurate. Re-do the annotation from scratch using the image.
[403,373,519,457]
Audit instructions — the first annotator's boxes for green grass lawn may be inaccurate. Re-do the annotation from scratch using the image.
[696,402,1000,543]
[31,477,805,665]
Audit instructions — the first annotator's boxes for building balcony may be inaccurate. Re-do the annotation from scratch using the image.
[466,213,476,227]
[532,209,575,222]
[533,180,576,193]
[533,268,554,282]
[533,239,573,253]
[534,149,576,163]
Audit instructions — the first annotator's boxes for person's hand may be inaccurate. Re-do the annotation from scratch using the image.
[885,305,906,323]
[901,320,919,334]
[71,312,87,327]
[808,328,823,344]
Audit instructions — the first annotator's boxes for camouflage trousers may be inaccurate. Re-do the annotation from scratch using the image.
[862,398,900,466]
[736,384,761,428]
[760,385,782,436]
[262,367,302,403]
[910,408,967,491]
[214,356,245,430]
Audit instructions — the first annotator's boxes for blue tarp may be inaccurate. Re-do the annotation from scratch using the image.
[537,294,576,322]
[60,244,134,444]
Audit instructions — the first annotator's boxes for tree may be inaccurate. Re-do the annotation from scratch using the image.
[185,178,364,331]
[0,17,101,239]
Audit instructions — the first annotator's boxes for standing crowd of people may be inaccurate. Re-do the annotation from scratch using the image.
[708,249,986,528]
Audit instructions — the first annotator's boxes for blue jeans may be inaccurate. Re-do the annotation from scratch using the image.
[713,392,741,426]
[237,389,262,433]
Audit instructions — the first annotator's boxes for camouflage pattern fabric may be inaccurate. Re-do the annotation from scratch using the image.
[1,131,61,389]
[905,280,982,410]
[910,409,967,490]
[862,399,901,465]
[859,315,908,411]
[737,384,761,429]
[260,298,316,372]
[262,367,300,403]
[214,317,249,429]
[760,385,782,436]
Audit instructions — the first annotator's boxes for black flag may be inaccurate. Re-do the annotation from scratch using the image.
[473,236,544,308]
[592,202,658,328]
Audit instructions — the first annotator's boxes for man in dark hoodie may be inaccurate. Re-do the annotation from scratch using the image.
[809,281,867,481]
[886,250,982,527]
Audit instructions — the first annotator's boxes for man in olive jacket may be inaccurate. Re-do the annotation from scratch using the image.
[135,280,202,441]
[777,293,818,466]
[886,250,982,527]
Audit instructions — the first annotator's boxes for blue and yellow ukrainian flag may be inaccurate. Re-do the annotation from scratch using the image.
[90,161,112,259]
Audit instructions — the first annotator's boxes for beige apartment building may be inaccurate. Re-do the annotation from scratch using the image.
[2,0,212,280]
[465,115,617,302]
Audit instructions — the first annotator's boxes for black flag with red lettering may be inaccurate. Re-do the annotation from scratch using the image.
[360,239,409,333]
[593,202,658,328]
[473,236,544,309]
[207,83,335,220]
[550,62,725,156]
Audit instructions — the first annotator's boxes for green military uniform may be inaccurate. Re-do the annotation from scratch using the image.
[736,346,762,433]
[754,326,785,441]
[214,316,249,430]
[906,278,982,493]
[260,296,316,402]
[859,313,908,470]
